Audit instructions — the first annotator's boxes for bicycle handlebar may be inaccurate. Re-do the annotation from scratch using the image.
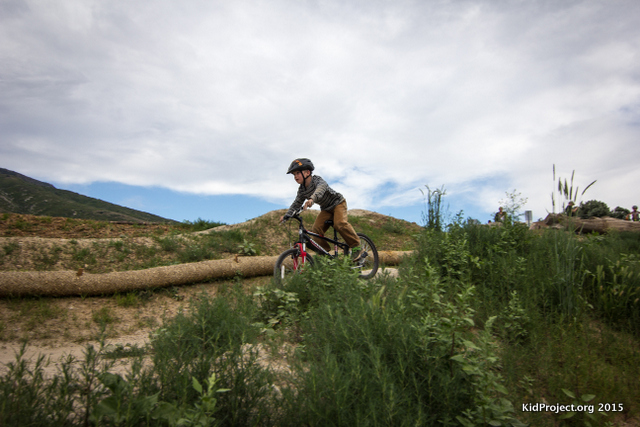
[280,207,306,224]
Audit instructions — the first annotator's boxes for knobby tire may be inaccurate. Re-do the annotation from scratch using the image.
[355,233,379,279]
[273,248,314,287]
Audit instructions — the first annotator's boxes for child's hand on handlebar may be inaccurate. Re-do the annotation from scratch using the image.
[304,199,314,209]
[279,206,304,224]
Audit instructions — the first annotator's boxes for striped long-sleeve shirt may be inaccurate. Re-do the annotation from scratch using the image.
[286,175,345,216]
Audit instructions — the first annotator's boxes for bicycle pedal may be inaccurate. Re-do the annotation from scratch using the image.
[352,251,367,265]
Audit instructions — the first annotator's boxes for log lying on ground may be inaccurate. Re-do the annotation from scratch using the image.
[0,251,413,297]
[531,214,640,234]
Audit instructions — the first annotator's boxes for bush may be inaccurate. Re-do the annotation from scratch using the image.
[149,286,274,425]
[578,200,611,218]
[179,218,226,232]
[274,242,523,426]
[612,206,630,220]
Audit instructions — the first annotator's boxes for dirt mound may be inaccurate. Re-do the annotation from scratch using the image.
[1,209,401,238]
[0,209,418,274]
[195,209,287,234]
[195,208,392,234]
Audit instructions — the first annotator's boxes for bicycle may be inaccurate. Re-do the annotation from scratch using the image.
[274,207,379,285]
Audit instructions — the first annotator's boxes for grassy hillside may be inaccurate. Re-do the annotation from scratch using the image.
[0,209,419,274]
[0,168,174,223]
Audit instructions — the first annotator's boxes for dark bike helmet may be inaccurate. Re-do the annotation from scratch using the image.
[286,158,314,174]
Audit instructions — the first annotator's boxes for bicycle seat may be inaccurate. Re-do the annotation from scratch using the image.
[324,220,333,226]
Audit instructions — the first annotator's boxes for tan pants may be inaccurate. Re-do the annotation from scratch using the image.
[311,201,360,252]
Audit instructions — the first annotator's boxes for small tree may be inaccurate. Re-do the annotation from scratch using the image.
[611,206,630,220]
[578,200,611,219]
[498,189,528,222]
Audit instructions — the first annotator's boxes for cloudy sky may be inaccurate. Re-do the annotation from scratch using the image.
[2,0,639,224]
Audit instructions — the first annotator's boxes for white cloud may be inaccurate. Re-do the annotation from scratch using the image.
[2,0,640,222]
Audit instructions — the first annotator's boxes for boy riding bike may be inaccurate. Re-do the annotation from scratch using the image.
[279,158,361,257]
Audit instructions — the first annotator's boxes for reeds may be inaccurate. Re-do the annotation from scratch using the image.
[551,164,596,214]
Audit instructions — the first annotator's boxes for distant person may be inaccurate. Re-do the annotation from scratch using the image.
[494,207,506,223]
[564,201,578,217]
[626,205,639,221]
[279,158,361,255]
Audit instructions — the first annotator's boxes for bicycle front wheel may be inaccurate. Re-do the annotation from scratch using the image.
[273,248,314,287]
[354,233,379,279]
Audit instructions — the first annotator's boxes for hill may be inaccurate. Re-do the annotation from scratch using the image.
[0,168,174,223]
[0,208,419,274]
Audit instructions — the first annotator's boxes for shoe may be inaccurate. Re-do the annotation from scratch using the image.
[350,246,363,261]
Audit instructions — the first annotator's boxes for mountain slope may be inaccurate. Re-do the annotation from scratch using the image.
[0,168,174,223]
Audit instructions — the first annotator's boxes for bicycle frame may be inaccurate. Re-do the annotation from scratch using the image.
[286,209,350,257]
[276,207,379,283]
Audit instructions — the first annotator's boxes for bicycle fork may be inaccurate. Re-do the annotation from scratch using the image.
[279,242,310,280]
[292,242,308,269]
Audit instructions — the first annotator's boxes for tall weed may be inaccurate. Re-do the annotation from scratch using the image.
[421,185,447,231]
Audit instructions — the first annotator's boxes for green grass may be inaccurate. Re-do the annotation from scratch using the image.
[92,306,117,326]
[10,297,64,322]
[1,210,418,275]
[178,218,226,232]
[501,319,639,426]
[72,246,96,264]
[156,235,181,252]
[33,245,63,269]
[437,220,640,425]
[115,292,141,308]
[1,216,639,425]
[2,229,260,273]
[3,241,20,255]
[4,297,66,336]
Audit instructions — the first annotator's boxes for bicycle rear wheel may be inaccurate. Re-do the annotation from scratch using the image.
[354,233,378,279]
[273,248,314,287]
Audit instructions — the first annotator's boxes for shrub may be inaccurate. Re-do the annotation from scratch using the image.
[148,287,275,425]
[156,236,181,252]
[237,239,257,256]
[178,244,213,263]
[273,248,523,426]
[611,206,630,220]
[92,307,117,326]
[179,218,226,232]
[497,291,531,344]
[578,200,610,218]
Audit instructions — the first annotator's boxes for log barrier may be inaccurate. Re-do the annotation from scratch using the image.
[0,251,413,297]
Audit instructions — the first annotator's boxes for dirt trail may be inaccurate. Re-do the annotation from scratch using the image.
[0,268,399,375]
[0,331,151,377]
[0,276,229,374]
